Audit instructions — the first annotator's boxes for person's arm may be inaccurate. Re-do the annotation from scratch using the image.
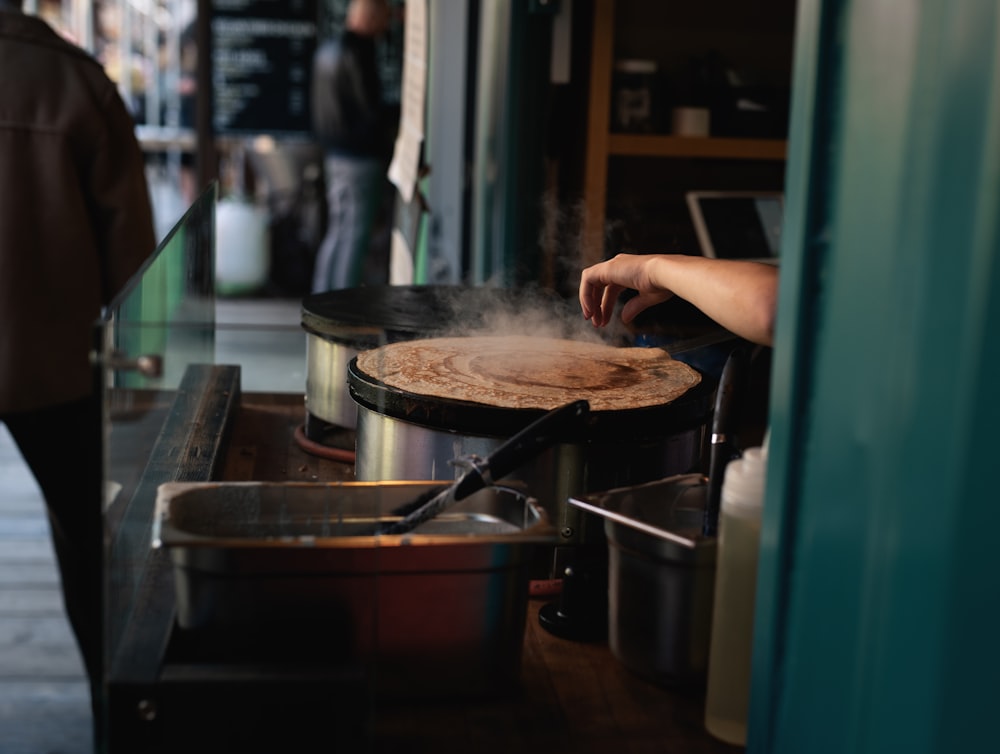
[579,253,778,347]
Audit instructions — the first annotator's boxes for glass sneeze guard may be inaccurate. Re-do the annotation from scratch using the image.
[94,182,216,730]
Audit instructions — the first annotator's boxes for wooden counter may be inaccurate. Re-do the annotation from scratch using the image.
[216,391,357,485]
[104,377,741,753]
[361,598,740,754]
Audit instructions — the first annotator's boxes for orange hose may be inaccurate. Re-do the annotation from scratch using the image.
[293,424,357,464]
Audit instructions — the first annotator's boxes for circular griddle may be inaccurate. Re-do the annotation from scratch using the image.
[348,337,715,439]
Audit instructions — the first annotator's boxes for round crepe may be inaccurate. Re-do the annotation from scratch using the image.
[355,335,702,412]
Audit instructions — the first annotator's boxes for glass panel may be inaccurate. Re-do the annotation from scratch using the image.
[95,181,389,746]
[96,182,215,710]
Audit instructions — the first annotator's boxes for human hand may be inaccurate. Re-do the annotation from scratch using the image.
[578,254,674,328]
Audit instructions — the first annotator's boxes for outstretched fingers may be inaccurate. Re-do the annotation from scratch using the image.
[579,271,621,328]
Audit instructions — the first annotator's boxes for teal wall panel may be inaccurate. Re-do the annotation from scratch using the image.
[751,1,1000,753]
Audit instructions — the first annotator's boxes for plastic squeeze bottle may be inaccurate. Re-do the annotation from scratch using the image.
[704,442,768,746]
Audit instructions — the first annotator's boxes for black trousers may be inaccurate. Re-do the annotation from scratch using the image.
[2,396,103,696]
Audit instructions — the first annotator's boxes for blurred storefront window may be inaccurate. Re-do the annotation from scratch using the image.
[24,0,402,285]
[28,0,197,236]
[31,1,195,131]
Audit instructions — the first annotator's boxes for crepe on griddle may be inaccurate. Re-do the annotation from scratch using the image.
[355,335,701,412]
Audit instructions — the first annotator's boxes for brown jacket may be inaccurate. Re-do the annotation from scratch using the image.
[0,10,155,413]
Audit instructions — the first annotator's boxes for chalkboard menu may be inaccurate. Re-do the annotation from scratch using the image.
[211,0,318,135]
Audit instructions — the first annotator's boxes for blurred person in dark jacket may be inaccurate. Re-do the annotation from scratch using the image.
[0,0,156,733]
[311,0,393,291]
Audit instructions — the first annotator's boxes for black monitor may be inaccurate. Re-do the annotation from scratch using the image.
[686,191,784,264]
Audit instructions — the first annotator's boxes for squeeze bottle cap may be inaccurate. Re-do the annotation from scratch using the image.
[721,444,767,514]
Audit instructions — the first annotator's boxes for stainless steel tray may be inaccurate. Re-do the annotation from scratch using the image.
[153,481,556,698]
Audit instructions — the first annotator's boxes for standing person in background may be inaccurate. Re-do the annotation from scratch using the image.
[310,0,393,292]
[0,0,156,741]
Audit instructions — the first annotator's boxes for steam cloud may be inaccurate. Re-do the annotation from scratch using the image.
[427,284,609,345]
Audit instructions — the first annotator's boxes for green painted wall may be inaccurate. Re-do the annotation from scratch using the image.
[751,1,1000,752]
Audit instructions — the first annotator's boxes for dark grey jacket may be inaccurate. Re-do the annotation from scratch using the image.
[0,10,155,412]
[311,31,388,159]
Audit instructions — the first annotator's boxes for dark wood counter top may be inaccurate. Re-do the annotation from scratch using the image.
[216,391,358,484]
[362,599,741,754]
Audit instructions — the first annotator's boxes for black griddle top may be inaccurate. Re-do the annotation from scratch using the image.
[302,285,471,337]
[301,284,583,347]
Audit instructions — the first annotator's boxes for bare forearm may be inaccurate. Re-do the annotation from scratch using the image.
[579,254,778,347]
[645,256,777,346]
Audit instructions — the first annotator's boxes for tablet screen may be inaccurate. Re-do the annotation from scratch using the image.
[686,192,784,263]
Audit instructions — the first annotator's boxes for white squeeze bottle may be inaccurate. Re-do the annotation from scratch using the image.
[704,440,768,746]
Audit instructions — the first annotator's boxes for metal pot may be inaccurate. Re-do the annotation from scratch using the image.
[560,348,750,685]
[568,474,718,687]
[301,285,471,433]
[347,350,715,577]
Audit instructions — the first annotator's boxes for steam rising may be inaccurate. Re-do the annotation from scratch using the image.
[426,284,608,344]
[410,188,636,346]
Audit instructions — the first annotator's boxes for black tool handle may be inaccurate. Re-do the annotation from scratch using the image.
[381,399,591,536]
[452,399,591,501]
[378,486,454,535]
[703,346,749,537]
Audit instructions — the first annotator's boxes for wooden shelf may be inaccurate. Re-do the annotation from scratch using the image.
[608,134,787,160]
[581,0,794,268]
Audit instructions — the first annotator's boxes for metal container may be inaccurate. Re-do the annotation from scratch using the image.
[568,473,718,687]
[152,480,555,698]
[301,285,471,432]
